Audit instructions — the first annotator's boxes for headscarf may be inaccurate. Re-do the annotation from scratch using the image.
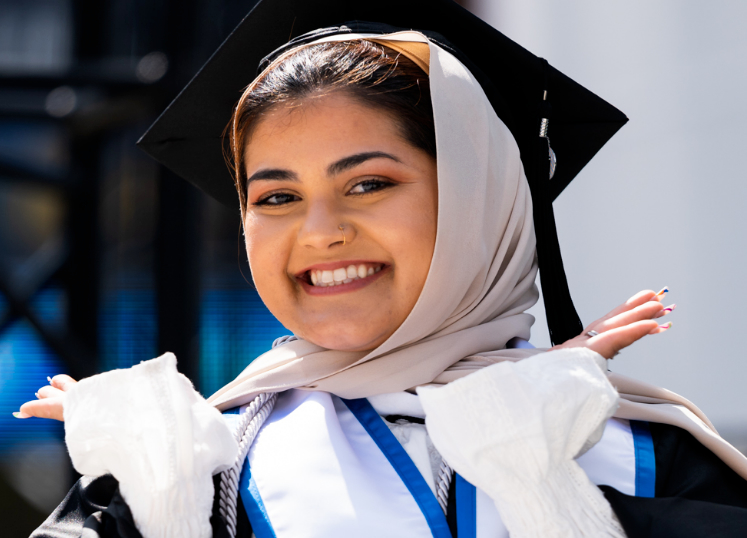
[208,32,747,481]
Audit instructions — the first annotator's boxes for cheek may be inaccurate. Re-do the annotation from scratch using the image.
[378,187,438,291]
[243,216,292,299]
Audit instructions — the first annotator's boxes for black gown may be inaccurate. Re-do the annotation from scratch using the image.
[30,422,747,538]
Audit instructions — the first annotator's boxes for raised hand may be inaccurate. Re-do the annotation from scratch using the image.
[552,287,675,359]
[14,374,77,421]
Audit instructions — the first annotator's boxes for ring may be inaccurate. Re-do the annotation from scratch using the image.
[586,330,599,338]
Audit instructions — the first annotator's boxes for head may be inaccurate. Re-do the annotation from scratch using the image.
[231,40,438,352]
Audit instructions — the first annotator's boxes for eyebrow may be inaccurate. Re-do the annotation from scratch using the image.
[246,168,299,183]
[327,151,402,176]
[246,151,402,184]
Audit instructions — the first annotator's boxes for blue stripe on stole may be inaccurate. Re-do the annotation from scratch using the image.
[239,463,278,538]
[455,474,477,538]
[343,398,453,538]
[630,420,656,498]
[223,406,278,538]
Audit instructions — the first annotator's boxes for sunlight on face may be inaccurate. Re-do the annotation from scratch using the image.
[242,92,438,352]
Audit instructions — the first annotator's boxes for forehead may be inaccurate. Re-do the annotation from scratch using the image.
[243,93,407,169]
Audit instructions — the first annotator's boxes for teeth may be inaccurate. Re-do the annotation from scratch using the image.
[308,264,382,286]
[333,267,347,282]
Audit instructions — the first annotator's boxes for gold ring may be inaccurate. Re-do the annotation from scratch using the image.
[338,224,346,246]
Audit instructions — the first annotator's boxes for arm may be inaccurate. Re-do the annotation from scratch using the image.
[23,354,237,538]
[418,289,673,537]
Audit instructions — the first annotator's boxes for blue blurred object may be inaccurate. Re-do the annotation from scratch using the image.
[199,286,288,397]
[99,283,157,372]
[0,282,288,454]
[0,319,66,455]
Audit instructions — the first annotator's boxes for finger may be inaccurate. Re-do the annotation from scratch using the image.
[649,321,673,334]
[585,289,659,330]
[37,385,65,399]
[17,398,65,422]
[597,301,665,332]
[651,286,670,303]
[50,374,78,392]
[655,304,676,319]
[587,319,660,359]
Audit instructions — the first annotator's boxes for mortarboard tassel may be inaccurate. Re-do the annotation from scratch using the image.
[529,60,584,346]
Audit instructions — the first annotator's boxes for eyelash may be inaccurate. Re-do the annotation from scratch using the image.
[348,178,394,195]
[253,192,300,206]
[252,178,395,207]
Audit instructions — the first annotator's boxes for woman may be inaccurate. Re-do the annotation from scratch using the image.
[19,1,747,537]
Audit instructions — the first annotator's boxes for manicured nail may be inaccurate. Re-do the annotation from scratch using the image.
[47,376,53,384]
[658,321,673,330]
[34,392,39,399]
[656,303,676,318]
[13,411,30,419]
[652,287,669,302]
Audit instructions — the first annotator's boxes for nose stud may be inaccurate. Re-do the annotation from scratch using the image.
[338,224,346,246]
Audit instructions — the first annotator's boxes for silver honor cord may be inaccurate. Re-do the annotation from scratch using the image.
[218,392,277,538]
[436,458,453,514]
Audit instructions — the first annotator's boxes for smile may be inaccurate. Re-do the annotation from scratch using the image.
[296,261,388,295]
[310,263,383,287]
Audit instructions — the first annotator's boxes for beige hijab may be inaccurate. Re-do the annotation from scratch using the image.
[208,32,747,481]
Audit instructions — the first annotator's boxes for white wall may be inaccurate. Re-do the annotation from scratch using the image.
[471,0,747,437]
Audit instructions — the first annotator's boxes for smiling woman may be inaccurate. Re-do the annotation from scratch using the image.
[234,42,439,351]
[243,94,437,351]
[19,1,747,538]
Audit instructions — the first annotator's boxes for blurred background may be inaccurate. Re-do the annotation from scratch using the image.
[0,0,745,535]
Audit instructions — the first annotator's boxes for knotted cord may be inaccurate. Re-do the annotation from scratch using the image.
[218,392,277,538]
[435,458,453,514]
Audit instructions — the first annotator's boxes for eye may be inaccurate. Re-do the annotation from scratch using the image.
[253,191,301,206]
[348,178,394,195]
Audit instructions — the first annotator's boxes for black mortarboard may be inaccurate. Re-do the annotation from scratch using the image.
[137,0,628,345]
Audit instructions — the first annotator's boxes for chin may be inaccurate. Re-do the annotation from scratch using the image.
[301,327,388,352]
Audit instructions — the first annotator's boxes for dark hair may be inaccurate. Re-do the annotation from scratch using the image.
[230,40,435,212]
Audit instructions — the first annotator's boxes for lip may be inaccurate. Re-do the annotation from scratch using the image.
[297,263,390,296]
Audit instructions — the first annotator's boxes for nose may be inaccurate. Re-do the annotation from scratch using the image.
[297,198,355,250]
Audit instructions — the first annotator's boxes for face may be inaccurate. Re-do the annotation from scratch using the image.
[243,92,438,352]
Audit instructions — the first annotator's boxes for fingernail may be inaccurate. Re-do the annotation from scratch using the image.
[34,392,39,399]
[47,376,53,384]
[13,412,30,419]
[656,303,676,318]
[658,321,673,330]
[653,287,669,302]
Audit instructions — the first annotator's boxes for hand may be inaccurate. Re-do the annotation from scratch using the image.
[552,287,675,359]
[14,374,78,421]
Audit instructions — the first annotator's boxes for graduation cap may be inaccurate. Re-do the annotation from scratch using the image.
[137,0,628,346]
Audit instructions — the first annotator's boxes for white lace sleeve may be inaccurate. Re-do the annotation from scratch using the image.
[418,347,626,538]
[63,353,238,538]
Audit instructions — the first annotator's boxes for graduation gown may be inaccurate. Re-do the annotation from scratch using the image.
[30,389,747,538]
